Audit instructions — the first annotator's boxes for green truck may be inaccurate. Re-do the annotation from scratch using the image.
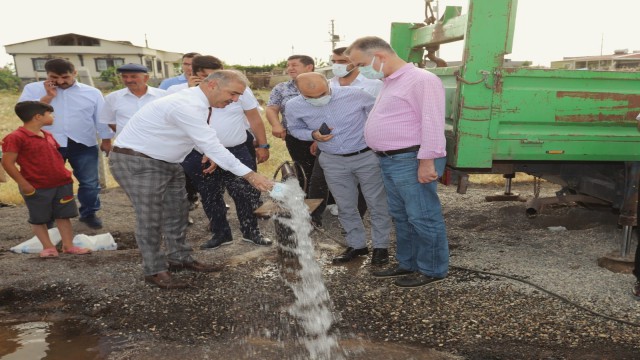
[390,0,640,254]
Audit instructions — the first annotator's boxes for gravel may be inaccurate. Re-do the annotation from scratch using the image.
[0,180,639,359]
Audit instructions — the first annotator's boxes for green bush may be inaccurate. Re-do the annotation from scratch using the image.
[0,65,20,91]
[99,66,123,89]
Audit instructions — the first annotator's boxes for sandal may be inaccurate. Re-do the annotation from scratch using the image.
[39,248,59,258]
[62,246,92,255]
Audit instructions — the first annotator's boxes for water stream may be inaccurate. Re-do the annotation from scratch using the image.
[270,179,344,360]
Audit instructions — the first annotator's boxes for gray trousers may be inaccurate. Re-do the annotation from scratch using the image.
[109,152,193,276]
[318,150,391,249]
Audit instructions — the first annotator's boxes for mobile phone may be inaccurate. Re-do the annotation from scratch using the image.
[319,122,331,135]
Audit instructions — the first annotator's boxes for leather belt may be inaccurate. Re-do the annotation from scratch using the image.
[112,146,154,159]
[374,145,420,157]
[337,147,370,157]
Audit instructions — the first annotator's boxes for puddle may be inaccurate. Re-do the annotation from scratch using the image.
[0,319,109,360]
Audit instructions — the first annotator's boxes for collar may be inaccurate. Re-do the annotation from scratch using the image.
[385,63,414,81]
[17,126,46,137]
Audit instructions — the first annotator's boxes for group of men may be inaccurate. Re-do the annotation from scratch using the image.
[8,35,452,290]
[266,38,449,288]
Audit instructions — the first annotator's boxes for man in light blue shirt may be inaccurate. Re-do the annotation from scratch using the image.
[286,72,392,266]
[158,52,200,90]
[19,59,113,229]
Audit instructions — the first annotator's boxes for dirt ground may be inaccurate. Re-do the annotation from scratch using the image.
[1,181,639,359]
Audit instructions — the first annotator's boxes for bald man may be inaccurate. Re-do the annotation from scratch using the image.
[285,72,392,266]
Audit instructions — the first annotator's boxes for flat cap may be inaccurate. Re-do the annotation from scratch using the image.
[117,63,148,73]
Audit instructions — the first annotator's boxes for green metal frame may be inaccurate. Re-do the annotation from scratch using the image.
[391,0,640,169]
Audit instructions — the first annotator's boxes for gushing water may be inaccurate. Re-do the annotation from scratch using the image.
[270,179,344,360]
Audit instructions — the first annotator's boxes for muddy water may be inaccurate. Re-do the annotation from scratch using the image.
[0,319,108,359]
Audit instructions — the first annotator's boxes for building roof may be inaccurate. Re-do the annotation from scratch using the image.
[561,52,640,62]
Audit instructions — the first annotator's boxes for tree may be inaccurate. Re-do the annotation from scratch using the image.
[99,66,123,89]
[0,64,20,91]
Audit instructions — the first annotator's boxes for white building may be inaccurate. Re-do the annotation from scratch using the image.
[5,33,183,82]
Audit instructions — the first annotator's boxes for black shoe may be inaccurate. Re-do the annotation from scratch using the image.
[332,247,369,264]
[200,234,233,250]
[393,273,445,288]
[371,248,389,265]
[242,233,273,246]
[372,266,413,278]
[79,215,103,229]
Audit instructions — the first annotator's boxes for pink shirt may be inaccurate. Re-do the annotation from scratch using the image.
[364,63,446,159]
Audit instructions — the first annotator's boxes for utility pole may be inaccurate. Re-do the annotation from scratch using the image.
[144,33,149,48]
[328,19,340,50]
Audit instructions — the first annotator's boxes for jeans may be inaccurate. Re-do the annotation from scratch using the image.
[58,139,100,219]
[378,153,449,278]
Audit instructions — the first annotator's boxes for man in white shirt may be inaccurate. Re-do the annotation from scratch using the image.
[109,70,273,289]
[178,57,271,249]
[328,46,383,97]
[99,63,166,136]
[18,58,114,229]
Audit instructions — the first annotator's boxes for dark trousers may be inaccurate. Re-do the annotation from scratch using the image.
[181,147,261,240]
[245,130,256,163]
[285,134,316,197]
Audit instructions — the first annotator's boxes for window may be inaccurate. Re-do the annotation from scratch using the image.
[32,58,48,71]
[145,59,153,72]
[95,58,124,72]
[156,60,162,74]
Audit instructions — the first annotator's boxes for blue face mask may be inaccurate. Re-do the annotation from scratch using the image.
[358,56,384,79]
[305,94,332,107]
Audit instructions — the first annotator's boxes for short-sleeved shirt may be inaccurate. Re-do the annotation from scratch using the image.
[99,86,167,136]
[2,127,73,189]
[266,79,299,129]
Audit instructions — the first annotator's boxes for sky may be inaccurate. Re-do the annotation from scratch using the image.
[1,0,638,68]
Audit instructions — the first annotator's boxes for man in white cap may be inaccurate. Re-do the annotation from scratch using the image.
[99,63,166,137]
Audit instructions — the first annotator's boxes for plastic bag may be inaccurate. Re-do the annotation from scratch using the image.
[10,228,62,253]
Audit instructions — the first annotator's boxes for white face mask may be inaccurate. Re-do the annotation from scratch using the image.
[305,94,332,107]
[331,63,352,78]
[358,56,384,80]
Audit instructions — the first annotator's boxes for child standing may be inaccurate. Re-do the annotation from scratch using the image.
[1,101,91,258]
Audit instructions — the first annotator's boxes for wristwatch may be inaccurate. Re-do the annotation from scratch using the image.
[256,144,270,149]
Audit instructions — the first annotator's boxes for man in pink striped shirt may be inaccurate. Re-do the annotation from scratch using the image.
[346,36,449,288]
